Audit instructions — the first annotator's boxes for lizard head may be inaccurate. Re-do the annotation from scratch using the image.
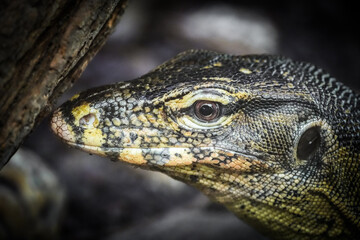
[51,50,360,238]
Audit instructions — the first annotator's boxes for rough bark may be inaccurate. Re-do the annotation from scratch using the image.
[0,0,128,167]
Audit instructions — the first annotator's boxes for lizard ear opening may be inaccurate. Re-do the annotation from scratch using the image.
[296,126,321,161]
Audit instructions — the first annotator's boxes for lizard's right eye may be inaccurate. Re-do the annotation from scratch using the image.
[194,100,221,122]
[166,89,234,130]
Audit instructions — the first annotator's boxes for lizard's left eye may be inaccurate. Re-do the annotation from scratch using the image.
[194,100,221,122]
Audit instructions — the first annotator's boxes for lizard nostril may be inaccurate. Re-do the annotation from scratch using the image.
[79,113,97,127]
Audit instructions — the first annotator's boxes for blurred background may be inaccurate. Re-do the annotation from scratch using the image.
[3,0,358,239]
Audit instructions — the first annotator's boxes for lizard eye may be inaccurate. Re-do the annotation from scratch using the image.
[194,100,221,121]
[296,126,321,160]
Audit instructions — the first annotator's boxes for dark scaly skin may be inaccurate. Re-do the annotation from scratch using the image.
[51,50,360,239]
[0,149,65,239]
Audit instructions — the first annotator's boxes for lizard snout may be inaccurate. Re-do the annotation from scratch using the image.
[50,110,76,143]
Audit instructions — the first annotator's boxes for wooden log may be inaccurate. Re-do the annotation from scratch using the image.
[0,0,128,167]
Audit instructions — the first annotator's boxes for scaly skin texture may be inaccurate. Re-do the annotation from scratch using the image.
[51,50,360,239]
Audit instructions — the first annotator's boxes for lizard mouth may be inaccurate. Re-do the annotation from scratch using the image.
[61,138,272,173]
[51,110,272,171]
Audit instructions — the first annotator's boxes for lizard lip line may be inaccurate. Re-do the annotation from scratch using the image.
[51,112,268,163]
[64,140,266,162]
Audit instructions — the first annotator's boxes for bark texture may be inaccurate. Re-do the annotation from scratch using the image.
[0,0,127,167]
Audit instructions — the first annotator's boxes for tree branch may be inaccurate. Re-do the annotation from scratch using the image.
[0,0,128,167]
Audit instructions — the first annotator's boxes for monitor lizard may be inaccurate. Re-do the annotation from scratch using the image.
[50,50,360,239]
